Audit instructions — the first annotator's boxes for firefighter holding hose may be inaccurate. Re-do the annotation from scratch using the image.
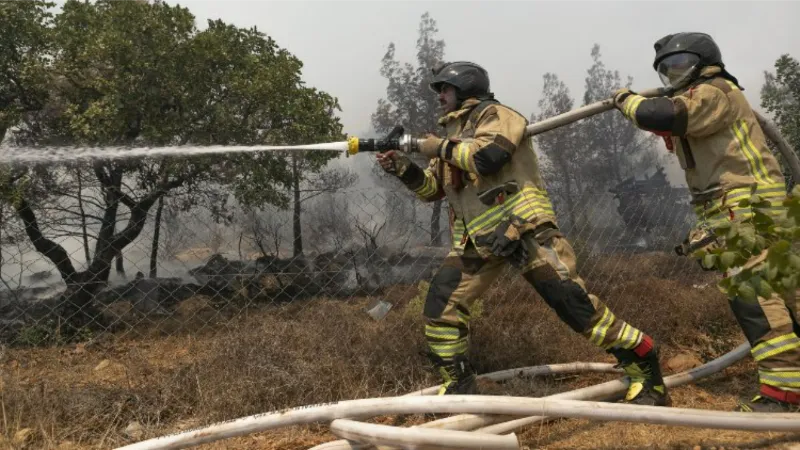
[612,32,800,413]
[376,61,670,407]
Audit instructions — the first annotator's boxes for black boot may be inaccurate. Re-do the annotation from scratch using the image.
[737,386,800,412]
[428,352,477,395]
[737,394,800,412]
[610,344,671,407]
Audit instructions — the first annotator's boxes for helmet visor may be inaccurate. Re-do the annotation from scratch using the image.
[429,62,450,93]
[656,53,701,89]
[429,81,444,93]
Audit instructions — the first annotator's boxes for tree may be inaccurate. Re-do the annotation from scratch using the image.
[0,0,343,333]
[148,181,236,278]
[286,161,355,257]
[0,1,52,144]
[579,44,658,190]
[149,196,165,278]
[762,54,800,184]
[233,81,347,257]
[244,207,288,259]
[534,73,586,229]
[153,197,191,261]
[305,193,355,254]
[352,189,416,254]
[372,12,447,246]
[235,165,356,260]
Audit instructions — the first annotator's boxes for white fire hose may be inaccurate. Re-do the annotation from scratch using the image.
[118,382,800,450]
[112,343,800,450]
[311,343,750,450]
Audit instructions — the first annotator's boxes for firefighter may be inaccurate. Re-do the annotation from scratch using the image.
[612,32,800,412]
[376,61,670,406]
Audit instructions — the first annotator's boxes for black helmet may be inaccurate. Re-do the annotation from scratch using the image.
[429,61,492,100]
[652,32,741,89]
[653,32,722,71]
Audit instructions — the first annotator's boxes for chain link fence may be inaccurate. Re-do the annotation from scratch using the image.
[0,164,700,346]
[0,157,749,447]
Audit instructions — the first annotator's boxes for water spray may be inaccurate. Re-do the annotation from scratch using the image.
[0,141,347,165]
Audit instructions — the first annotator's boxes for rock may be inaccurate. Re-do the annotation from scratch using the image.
[0,286,66,342]
[666,353,703,373]
[95,277,199,314]
[258,274,281,291]
[124,421,144,439]
[13,428,34,445]
[692,446,702,450]
[93,359,127,383]
[175,296,213,317]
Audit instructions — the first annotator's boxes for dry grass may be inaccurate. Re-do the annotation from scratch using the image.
[1,251,797,449]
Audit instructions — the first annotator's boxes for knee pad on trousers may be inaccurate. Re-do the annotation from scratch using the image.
[424,266,462,319]
[529,277,595,333]
[729,296,772,345]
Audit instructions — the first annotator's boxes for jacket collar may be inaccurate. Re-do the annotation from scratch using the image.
[437,98,483,127]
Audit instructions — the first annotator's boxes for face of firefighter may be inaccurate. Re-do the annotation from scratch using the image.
[438,84,458,114]
[656,53,701,90]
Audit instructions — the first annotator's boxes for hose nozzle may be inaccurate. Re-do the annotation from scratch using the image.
[347,136,360,156]
[346,125,419,156]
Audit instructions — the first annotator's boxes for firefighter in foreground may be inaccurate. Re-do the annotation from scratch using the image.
[376,61,669,406]
[612,32,800,412]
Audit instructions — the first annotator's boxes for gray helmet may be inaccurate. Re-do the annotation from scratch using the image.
[429,61,492,100]
[652,32,741,89]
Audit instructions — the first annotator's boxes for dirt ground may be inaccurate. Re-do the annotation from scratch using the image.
[2,252,800,449]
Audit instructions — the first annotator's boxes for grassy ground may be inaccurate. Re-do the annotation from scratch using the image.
[1,252,799,449]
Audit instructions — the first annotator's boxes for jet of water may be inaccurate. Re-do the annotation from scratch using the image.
[0,141,349,165]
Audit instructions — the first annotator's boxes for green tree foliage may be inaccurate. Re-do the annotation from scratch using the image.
[0,0,343,331]
[761,54,800,183]
[695,186,800,304]
[0,1,53,144]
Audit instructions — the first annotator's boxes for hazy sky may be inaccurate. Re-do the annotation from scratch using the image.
[164,0,800,137]
[37,0,800,188]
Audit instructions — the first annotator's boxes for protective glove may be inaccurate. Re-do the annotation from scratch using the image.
[476,218,529,268]
[612,88,636,112]
[419,136,446,159]
[376,150,411,177]
[674,227,721,271]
